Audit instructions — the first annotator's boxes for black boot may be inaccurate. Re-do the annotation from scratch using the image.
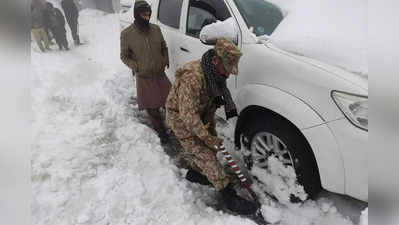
[186,169,212,186]
[158,132,169,144]
[220,183,258,215]
[74,37,82,45]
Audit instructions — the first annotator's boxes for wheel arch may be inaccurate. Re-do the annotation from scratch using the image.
[234,84,346,194]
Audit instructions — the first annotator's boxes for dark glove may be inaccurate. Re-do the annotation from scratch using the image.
[204,135,224,152]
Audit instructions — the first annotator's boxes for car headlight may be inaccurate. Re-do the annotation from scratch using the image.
[332,91,368,131]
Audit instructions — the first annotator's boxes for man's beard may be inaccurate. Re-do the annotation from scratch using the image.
[137,16,150,27]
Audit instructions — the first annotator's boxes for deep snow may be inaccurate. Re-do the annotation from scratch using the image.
[31,8,366,225]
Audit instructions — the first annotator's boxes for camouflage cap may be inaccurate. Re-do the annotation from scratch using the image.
[214,37,242,75]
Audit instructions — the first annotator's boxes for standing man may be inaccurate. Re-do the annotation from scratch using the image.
[31,0,51,52]
[42,1,54,45]
[44,2,69,51]
[165,38,257,215]
[120,0,171,143]
[61,0,81,45]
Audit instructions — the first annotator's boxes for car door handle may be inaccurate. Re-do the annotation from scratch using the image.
[180,47,190,53]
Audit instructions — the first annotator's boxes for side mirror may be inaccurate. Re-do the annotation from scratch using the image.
[199,17,239,46]
[199,34,217,45]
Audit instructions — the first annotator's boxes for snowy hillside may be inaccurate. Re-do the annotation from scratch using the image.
[31,7,366,225]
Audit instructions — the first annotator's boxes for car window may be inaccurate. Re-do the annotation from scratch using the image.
[158,0,183,29]
[234,0,283,36]
[186,0,231,38]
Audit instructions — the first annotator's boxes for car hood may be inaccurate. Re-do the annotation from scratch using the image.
[269,0,367,81]
[266,42,368,92]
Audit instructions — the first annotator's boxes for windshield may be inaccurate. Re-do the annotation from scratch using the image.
[233,0,283,36]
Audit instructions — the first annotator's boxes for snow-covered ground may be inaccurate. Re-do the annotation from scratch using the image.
[32,8,367,225]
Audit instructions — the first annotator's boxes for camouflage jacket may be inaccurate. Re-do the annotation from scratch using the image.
[166,60,217,140]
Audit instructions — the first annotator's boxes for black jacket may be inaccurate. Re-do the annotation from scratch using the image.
[55,8,66,27]
[44,8,66,29]
[61,0,78,20]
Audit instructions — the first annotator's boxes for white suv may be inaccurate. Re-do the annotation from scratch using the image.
[120,0,368,202]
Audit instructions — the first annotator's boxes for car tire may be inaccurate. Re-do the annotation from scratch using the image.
[241,111,322,200]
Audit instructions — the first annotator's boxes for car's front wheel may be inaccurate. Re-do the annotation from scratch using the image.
[241,110,322,201]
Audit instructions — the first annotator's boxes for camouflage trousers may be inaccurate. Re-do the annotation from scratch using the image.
[179,136,230,191]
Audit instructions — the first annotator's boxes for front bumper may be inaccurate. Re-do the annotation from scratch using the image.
[326,118,368,201]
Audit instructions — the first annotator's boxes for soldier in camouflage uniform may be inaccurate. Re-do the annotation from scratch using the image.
[165,38,257,215]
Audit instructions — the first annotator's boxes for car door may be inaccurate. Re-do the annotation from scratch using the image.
[176,0,240,117]
[178,0,233,64]
[177,0,239,94]
[154,0,186,82]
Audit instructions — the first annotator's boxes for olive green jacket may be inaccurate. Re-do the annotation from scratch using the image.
[120,22,169,78]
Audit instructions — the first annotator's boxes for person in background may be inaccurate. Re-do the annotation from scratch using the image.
[44,2,69,51]
[61,0,82,45]
[31,0,51,52]
[120,0,171,144]
[112,0,120,13]
[165,38,258,216]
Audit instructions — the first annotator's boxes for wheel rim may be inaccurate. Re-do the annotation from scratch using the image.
[250,132,295,169]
